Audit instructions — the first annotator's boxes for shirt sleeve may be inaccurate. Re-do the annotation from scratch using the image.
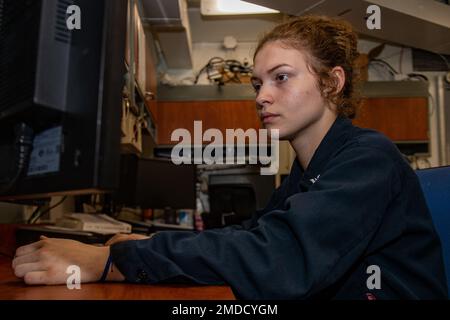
[110,146,401,299]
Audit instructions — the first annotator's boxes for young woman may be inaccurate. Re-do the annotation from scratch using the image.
[12,15,448,299]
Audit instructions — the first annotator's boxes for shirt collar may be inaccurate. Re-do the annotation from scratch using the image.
[293,116,354,183]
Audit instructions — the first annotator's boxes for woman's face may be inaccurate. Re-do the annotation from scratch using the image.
[252,41,331,140]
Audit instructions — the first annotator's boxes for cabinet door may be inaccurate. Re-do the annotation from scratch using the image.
[353,97,429,142]
[156,101,261,145]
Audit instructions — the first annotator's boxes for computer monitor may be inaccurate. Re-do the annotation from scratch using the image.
[115,154,197,210]
[0,0,127,200]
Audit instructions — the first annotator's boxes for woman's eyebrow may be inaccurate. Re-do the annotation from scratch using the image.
[252,63,293,80]
[266,63,292,74]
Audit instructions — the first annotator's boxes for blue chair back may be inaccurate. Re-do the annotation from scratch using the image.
[416,166,450,296]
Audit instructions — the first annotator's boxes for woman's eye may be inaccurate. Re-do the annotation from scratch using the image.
[276,74,289,82]
[252,83,262,92]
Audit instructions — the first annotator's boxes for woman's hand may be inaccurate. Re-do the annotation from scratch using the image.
[12,236,120,285]
[105,233,151,246]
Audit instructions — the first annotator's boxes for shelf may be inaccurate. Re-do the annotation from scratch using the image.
[157,81,430,102]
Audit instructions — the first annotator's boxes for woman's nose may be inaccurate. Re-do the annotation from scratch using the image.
[255,85,274,108]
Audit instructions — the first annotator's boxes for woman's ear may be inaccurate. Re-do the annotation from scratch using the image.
[330,66,346,94]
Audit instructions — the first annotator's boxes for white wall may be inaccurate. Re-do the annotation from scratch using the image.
[161,7,417,83]
[160,41,257,85]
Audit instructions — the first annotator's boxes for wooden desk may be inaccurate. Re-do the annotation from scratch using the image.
[0,224,235,300]
[0,255,235,300]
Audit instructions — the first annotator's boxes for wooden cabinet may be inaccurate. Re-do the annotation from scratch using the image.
[155,100,261,145]
[353,97,429,142]
[154,82,430,156]
[352,81,430,147]
[155,97,429,145]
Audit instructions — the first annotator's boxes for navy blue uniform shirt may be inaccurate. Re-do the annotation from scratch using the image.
[111,117,448,299]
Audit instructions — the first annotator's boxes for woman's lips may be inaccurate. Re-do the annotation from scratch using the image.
[261,113,280,124]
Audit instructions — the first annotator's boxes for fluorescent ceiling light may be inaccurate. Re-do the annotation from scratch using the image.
[201,0,279,15]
